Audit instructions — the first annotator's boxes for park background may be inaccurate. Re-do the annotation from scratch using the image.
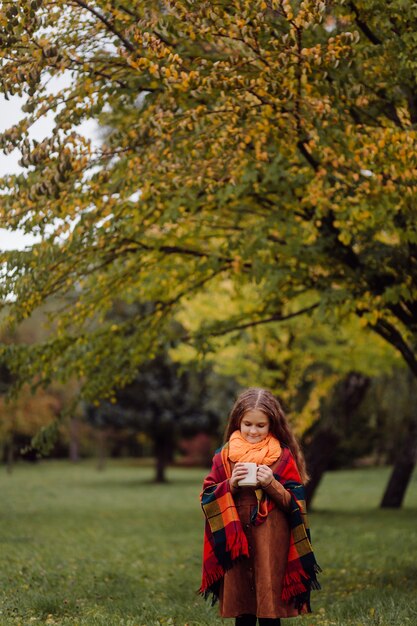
[1,1,417,625]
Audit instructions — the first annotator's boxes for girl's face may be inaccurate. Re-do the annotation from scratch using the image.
[240,409,270,443]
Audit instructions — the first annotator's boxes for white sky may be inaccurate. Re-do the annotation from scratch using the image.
[0,83,99,251]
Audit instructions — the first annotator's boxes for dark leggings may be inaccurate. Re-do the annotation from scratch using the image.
[235,616,281,626]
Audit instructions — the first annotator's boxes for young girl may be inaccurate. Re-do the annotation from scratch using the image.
[199,388,321,626]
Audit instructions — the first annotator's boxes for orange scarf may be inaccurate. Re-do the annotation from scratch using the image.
[228,430,281,465]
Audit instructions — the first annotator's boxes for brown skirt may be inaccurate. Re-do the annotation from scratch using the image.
[219,479,299,619]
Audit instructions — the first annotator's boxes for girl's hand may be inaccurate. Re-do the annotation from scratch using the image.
[257,465,274,488]
[230,463,249,489]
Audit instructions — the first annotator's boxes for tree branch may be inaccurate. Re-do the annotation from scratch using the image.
[155,267,229,312]
[66,54,129,88]
[72,0,136,53]
[389,302,417,329]
[370,318,417,377]
[122,239,252,270]
[194,303,320,339]
[297,140,319,171]
[114,2,140,20]
[349,2,382,45]
[319,212,361,270]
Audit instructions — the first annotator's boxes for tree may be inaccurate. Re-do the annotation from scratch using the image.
[0,386,60,470]
[173,280,400,423]
[0,302,83,464]
[173,285,400,504]
[302,371,371,507]
[347,367,417,508]
[1,1,417,503]
[86,351,238,482]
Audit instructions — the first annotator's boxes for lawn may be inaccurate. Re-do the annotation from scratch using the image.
[0,460,416,626]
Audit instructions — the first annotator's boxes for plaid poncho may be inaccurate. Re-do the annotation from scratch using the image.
[200,442,321,611]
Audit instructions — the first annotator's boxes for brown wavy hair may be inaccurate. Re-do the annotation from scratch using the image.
[224,387,309,483]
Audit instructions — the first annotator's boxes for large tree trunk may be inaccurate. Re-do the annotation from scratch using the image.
[154,433,172,483]
[69,417,80,462]
[6,437,14,474]
[96,429,107,471]
[304,372,370,508]
[380,420,417,508]
[304,428,340,507]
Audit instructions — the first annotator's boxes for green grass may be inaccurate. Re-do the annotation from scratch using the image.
[0,461,416,626]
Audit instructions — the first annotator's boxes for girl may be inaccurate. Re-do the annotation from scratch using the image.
[199,388,320,626]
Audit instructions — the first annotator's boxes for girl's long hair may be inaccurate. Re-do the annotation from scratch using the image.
[224,387,309,483]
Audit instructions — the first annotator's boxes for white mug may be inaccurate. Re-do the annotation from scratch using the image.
[238,462,258,487]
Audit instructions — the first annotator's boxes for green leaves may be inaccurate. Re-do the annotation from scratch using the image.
[1,0,417,408]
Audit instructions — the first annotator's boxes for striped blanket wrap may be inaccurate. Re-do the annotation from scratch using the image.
[199,442,321,611]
